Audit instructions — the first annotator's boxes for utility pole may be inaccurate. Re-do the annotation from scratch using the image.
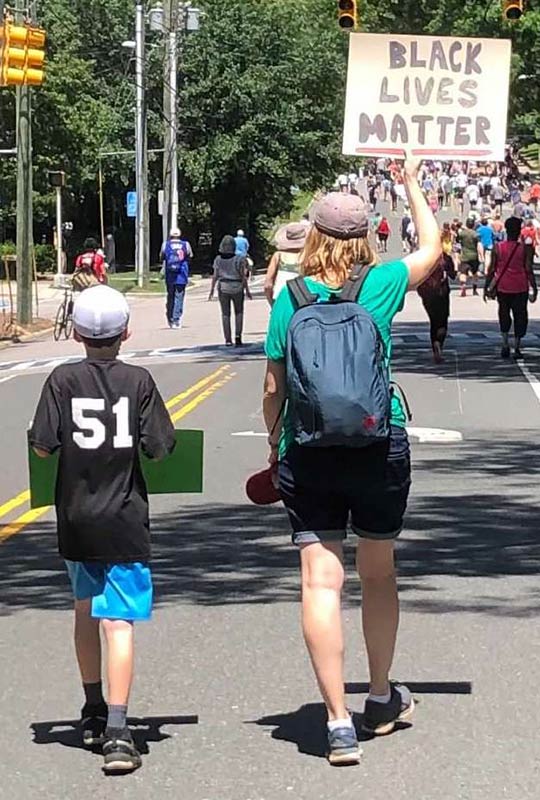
[15,0,33,325]
[169,0,179,231]
[135,2,149,289]
[162,0,171,247]
[162,0,179,245]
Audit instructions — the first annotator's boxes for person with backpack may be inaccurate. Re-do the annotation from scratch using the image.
[73,238,107,291]
[161,227,193,329]
[262,156,441,766]
[208,235,251,346]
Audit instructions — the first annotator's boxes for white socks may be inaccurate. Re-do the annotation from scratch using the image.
[327,716,354,732]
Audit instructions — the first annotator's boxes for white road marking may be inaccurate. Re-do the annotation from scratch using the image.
[407,427,463,443]
[0,375,16,385]
[233,428,463,443]
[10,360,36,371]
[453,350,464,415]
[516,360,540,404]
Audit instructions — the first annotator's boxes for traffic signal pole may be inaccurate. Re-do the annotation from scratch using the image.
[15,0,33,326]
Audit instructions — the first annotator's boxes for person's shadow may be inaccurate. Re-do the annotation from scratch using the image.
[31,714,198,756]
[251,682,472,759]
[250,704,373,759]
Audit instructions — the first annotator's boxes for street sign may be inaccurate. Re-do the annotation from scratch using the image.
[343,33,512,161]
[126,190,137,217]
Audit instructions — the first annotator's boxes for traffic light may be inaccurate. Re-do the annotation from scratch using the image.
[503,0,524,20]
[338,0,357,31]
[0,18,46,87]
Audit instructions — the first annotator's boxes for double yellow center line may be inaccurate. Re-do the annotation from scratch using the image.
[0,363,236,543]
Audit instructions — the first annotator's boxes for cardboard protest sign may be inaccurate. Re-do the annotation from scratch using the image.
[28,429,204,509]
[343,33,511,162]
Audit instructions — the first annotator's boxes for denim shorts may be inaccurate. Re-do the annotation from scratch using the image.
[278,426,411,546]
[65,561,153,622]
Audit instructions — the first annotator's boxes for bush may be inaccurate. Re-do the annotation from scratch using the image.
[0,241,16,258]
[34,244,56,273]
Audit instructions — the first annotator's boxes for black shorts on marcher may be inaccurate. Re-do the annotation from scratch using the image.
[278,425,411,546]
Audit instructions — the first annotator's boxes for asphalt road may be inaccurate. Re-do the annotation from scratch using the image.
[2,206,540,798]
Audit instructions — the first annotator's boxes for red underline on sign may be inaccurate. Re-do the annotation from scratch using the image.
[354,147,493,157]
[355,148,406,155]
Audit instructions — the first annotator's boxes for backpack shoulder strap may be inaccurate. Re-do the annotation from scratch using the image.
[339,264,373,303]
[288,276,318,309]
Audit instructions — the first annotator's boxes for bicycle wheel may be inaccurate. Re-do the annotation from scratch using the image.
[53,300,66,341]
[64,310,74,339]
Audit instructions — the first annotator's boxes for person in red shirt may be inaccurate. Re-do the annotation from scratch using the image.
[74,238,107,285]
[529,182,540,211]
[521,220,537,248]
[486,216,537,359]
[376,216,391,252]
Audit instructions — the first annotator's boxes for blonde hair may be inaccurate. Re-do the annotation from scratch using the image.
[299,227,377,288]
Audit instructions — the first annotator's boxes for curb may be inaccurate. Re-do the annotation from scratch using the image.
[0,325,55,351]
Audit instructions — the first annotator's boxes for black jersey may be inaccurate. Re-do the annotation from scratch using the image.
[29,358,176,563]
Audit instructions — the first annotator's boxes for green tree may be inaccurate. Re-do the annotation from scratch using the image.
[177,0,347,249]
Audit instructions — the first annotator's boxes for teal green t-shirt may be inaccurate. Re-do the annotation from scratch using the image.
[264,260,410,457]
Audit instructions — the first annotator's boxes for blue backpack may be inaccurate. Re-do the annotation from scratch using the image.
[164,240,189,284]
[286,265,391,448]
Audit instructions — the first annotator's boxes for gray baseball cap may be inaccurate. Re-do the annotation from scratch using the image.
[313,192,369,239]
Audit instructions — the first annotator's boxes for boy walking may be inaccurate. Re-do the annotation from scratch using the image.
[29,285,175,773]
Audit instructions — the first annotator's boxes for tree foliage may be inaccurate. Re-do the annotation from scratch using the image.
[0,0,539,261]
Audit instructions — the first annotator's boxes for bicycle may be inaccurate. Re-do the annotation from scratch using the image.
[53,285,74,341]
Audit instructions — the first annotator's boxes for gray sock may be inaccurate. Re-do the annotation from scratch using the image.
[107,704,128,731]
[83,681,105,707]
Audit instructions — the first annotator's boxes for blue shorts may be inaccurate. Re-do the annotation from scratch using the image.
[279,426,411,546]
[65,561,153,622]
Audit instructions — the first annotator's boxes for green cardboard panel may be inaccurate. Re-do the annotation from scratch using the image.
[28,429,204,509]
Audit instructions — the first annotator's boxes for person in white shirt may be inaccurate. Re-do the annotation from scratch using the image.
[466,182,480,212]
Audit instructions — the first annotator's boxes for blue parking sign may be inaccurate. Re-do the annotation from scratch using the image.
[126,191,137,218]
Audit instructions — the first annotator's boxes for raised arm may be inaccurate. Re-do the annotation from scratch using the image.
[402,157,442,289]
[264,252,280,306]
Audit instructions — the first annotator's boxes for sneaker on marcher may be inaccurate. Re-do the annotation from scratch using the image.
[362,683,415,736]
[327,725,362,766]
[80,702,108,747]
[102,727,142,774]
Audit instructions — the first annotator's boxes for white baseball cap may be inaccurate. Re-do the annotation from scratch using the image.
[73,285,130,340]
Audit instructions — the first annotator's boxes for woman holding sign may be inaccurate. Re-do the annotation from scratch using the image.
[262,154,441,766]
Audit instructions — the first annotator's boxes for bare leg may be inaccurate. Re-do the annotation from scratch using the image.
[300,541,347,720]
[74,599,102,683]
[356,540,398,696]
[101,619,134,706]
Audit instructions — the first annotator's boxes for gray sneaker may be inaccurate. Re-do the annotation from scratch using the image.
[362,683,415,736]
[327,725,362,766]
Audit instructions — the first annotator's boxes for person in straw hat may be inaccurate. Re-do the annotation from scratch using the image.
[264,221,309,305]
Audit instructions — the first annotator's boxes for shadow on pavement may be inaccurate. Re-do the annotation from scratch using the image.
[30,714,198,755]
[2,430,540,616]
[344,681,472,695]
[251,702,413,759]
[250,704,329,759]
[393,319,540,384]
